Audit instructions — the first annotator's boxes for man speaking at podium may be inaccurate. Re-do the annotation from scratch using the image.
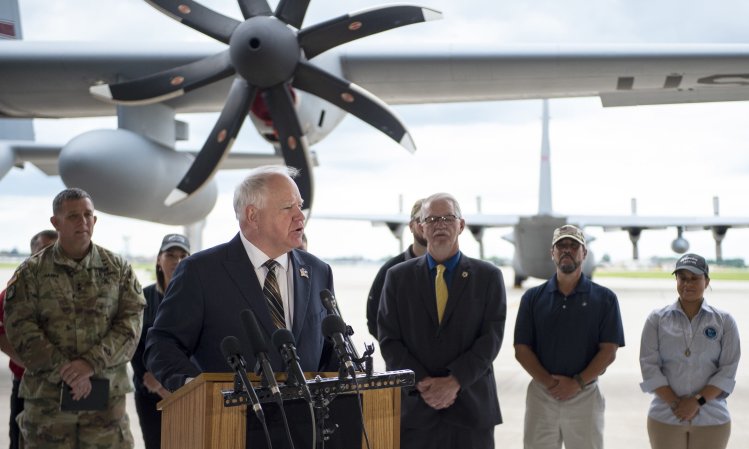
[145,165,337,391]
[378,193,507,449]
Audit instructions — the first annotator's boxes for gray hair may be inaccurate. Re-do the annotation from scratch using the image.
[420,193,462,220]
[52,188,92,215]
[233,165,300,220]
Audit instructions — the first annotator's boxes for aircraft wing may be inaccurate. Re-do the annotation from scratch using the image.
[1,142,61,176]
[567,214,749,231]
[461,214,521,227]
[1,142,284,176]
[313,212,413,225]
[4,43,749,118]
[341,44,749,106]
[315,212,520,227]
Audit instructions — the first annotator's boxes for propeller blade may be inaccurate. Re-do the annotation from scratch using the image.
[298,5,442,59]
[90,51,234,105]
[292,61,415,152]
[262,84,314,208]
[275,0,311,29]
[146,0,241,44]
[237,0,273,19]
[165,78,256,206]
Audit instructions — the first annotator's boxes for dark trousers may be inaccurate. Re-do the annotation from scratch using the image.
[134,389,162,449]
[9,378,23,449]
[401,421,495,449]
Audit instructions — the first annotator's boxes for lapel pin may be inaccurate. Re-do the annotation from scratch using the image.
[300,268,309,278]
[462,271,469,278]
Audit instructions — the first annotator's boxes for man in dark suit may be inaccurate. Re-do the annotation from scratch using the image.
[366,198,427,339]
[145,165,336,391]
[378,192,507,449]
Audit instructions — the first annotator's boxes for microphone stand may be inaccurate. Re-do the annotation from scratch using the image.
[242,308,295,449]
[255,358,296,449]
[221,335,273,449]
[319,290,369,372]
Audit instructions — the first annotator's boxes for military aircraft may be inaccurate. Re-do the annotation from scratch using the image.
[4,0,749,229]
[318,100,749,287]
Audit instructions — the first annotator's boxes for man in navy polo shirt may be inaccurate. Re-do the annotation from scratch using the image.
[514,224,625,449]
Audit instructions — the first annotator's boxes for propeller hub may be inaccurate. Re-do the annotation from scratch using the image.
[229,17,299,88]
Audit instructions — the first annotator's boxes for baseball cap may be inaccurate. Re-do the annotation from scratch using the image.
[551,224,586,247]
[159,234,190,254]
[672,253,709,276]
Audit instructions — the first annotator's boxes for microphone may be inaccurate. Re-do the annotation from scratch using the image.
[240,309,281,398]
[272,328,313,404]
[242,310,298,449]
[220,335,265,422]
[322,315,357,378]
[319,289,363,365]
[319,289,339,316]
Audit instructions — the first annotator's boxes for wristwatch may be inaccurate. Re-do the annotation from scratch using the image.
[694,394,706,406]
[573,374,586,390]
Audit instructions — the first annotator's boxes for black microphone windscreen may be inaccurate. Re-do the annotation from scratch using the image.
[221,335,242,359]
[271,328,295,350]
[319,289,336,312]
[321,314,347,338]
[241,309,269,355]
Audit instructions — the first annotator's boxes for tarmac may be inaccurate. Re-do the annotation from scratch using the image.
[0,264,747,448]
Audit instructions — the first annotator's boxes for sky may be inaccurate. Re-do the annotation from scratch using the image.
[3,0,749,265]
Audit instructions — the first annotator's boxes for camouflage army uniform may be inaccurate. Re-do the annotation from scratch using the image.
[4,241,146,449]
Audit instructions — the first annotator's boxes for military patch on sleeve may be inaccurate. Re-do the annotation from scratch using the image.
[132,274,143,295]
[4,268,21,300]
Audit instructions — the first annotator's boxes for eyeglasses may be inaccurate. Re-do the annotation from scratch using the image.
[423,214,458,225]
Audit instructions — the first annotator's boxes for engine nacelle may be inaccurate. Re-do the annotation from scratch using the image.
[59,129,217,225]
[249,53,348,147]
[249,90,347,147]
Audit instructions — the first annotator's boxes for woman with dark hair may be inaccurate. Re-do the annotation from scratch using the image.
[639,253,740,449]
[131,234,190,449]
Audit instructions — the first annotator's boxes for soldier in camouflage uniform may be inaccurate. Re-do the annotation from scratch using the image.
[4,188,146,449]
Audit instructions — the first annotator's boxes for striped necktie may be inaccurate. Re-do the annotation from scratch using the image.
[435,264,448,323]
[263,259,286,329]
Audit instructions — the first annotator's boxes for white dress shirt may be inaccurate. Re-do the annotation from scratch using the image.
[239,232,295,328]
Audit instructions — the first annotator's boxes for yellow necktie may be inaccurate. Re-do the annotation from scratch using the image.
[435,264,448,323]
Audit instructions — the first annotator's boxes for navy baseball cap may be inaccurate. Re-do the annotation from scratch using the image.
[159,234,190,254]
[672,253,709,276]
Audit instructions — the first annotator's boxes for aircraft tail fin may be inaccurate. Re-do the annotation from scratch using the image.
[537,99,553,215]
[0,0,23,40]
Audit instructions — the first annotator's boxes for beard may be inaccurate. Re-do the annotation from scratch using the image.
[414,234,428,247]
[556,256,579,274]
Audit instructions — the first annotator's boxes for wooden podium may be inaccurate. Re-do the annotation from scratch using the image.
[157,372,407,449]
